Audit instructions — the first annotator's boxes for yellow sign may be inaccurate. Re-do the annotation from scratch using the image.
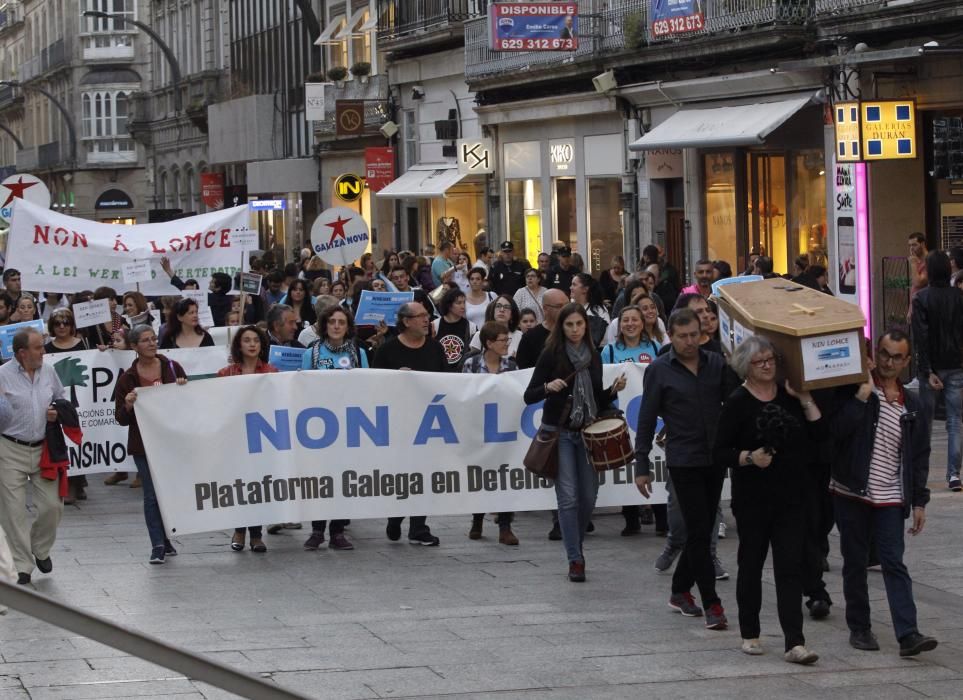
[834,101,861,163]
[335,173,365,202]
[861,100,916,160]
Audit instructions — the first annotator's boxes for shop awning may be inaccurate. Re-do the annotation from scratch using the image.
[629,93,817,151]
[375,165,466,199]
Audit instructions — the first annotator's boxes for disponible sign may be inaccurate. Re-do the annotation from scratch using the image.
[650,0,705,38]
[489,3,578,52]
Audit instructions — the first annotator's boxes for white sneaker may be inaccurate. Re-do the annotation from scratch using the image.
[741,639,763,655]
[784,645,819,665]
[718,520,727,539]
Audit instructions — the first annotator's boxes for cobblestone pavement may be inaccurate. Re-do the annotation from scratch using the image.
[0,425,961,699]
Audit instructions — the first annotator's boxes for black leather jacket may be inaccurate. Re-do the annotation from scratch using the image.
[829,383,930,517]
[912,284,963,375]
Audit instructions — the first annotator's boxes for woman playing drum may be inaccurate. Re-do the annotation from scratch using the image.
[524,303,626,582]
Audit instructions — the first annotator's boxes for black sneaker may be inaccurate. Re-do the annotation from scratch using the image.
[408,530,440,546]
[149,546,166,565]
[16,572,30,585]
[899,631,938,657]
[949,477,962,492]
[849,629,879,651]
[808,599,831,620]
[386,521,402,541]
[35,556,52,574]
[548,523,562,541]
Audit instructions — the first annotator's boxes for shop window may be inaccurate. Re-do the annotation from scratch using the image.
[791,151,828,270]
[429,181,485,253]
[748,154,788,274]
[507,179,542,268]
[587,178,623,274]
[553,178,576,253]
[705,153,737,269]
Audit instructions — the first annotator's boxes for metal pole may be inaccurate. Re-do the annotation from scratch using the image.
[82,11,183,113]
[0,580,312,700]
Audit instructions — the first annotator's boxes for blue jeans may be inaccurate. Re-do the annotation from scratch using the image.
[554,430,599,563]
[919,368,963,481]
[834,497,918,641]
[133,455,167,549]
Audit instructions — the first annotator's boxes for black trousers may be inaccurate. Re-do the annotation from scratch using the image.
[387,516,428,533]
[733,500,806,651]
[802,460,834,604]
[669,465,724,609]
[310,520,348,535]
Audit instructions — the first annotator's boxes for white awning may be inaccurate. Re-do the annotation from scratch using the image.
[336,7,367,39]
[314,14,345,45]
[376,165,466,199]
[629,93,817,151]
[358,14,377,32]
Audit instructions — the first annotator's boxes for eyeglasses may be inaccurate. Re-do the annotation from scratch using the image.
[52,320,72,327]
[493,303,512,311]
[877,349,907,363]
[750,356,776,368]
[405,312,429,320]
[493,336,510,344]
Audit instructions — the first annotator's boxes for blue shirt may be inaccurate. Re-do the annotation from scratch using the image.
[301,342,369,370]
[431,256,454,286]
[601,339,661,365]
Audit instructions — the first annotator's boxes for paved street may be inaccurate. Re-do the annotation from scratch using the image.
[1,426,962,700]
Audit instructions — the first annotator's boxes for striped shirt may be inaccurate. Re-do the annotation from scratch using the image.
[831,387,904,506]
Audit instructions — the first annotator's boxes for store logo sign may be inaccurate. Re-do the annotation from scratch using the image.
[457,138,494,175]
[335,173,365,202]
[833,100,916,162]
[549,139,575,175]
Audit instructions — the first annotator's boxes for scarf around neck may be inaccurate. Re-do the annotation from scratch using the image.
[324,339,359,368]
[565,341,597,429]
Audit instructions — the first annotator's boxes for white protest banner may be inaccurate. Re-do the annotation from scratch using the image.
[230,228,259,251]
[72,299,112,329]
[45,347,229,475]
[197,306,215,329]
[135,365,679,536]
[180,290,209,308]
[122,260,152,284]
[7,199,249,294]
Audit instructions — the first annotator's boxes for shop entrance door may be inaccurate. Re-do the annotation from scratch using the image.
[553,178,577,253]
[666,208,686,276]
[747,153,788,274]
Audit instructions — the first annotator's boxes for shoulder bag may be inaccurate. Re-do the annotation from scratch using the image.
[522,363,584,479]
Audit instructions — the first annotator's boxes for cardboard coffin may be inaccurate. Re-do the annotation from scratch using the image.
[715,278,868,391]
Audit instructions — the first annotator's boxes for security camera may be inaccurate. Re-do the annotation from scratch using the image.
[593,70,617,94]
[853,42,869,53]
[411,85,425,100]
[379,121,399,139]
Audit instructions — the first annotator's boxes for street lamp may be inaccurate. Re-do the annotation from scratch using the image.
[0,80,77,167]
[82,10,183,113]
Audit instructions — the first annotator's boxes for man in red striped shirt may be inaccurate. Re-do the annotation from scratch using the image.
[829,329,937,657]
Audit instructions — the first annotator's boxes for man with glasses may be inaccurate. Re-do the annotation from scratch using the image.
[0,328,65,585]
[372,302,447,546]
[829,329,937,657]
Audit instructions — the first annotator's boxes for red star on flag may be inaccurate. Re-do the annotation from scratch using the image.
[1,176,38,208]
[326,215,353,244]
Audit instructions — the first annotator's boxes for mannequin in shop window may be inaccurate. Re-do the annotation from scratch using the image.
[437,216,464,251]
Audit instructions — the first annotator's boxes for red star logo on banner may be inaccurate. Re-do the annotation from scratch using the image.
[326,215,352,244]
[1,177,38,208]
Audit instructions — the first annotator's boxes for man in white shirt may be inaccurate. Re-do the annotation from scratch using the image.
[0,328,65,585]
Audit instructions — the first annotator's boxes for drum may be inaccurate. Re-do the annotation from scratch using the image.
[582,417,634,472]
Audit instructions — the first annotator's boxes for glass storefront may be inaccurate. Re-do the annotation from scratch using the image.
[704,149,826,275]
[507,179,543,268]
[552,178,577,253]
[587,178,623,274]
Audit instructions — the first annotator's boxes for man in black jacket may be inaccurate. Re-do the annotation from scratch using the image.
[829,329,937,657]
[488,241,527,296]
[911,250,963,491]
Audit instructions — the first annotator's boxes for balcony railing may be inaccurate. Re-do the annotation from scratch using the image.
[377,0,486,42]
[19,55,40,83]
[466,0,813,81]
[313,75,389,138]
[0,2,24,32]
[81,32,136,61]
[814,0,885,11]
[47,38,67,70]
[0,85,18,110]
[85,138,138,165]
[16,146,37,171]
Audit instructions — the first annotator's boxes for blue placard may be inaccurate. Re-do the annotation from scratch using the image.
[249,199,287,211]
[0,319,46,359]
[353,290,414,327]
[268,345,308,372]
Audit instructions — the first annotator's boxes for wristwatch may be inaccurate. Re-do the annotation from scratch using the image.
[746,451,754,466]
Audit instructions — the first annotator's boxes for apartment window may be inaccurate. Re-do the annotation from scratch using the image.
[81,90,135,159]
[83,0,135,32]
[403,108,417,170]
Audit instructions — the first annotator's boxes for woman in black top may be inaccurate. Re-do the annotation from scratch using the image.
[714,335,824,664]
[524,303,626,582]
[431,287,475,371]
[158,298,215,349]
